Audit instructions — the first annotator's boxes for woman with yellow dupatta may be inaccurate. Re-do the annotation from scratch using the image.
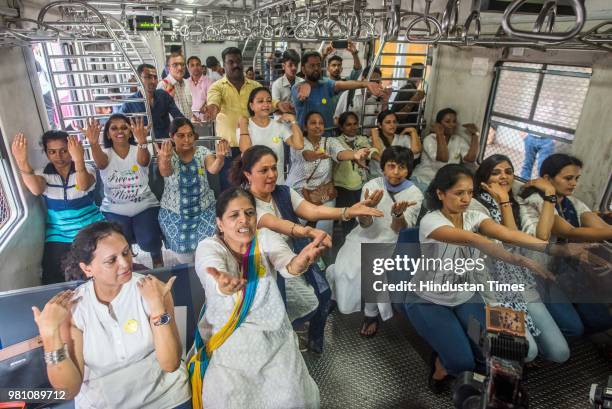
[190,187,324,408]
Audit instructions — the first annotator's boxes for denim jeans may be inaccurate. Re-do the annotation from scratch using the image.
[403,294,486,376]
[520,134,554,180]
[526,302,573,363]
[103,207,163,259]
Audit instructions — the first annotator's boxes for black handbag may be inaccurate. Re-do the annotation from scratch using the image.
[0,335,50,389]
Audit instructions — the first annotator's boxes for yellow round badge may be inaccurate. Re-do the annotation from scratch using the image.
[131,165,139,172]
[74,185,79,191]
[272,136,281,143]
[321,98,327,105]
[198,168,205,175]
[123,319,138,334]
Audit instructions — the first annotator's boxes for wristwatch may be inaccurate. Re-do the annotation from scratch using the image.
[392,211,404,219]
[152,312,172,326]
[542,194,557,204]
[137,143,149,150]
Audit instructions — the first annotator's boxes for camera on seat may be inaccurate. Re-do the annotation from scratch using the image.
[453,305,530,409]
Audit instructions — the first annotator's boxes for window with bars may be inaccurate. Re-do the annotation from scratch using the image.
[482,62,592,180]
[0,131,23,244]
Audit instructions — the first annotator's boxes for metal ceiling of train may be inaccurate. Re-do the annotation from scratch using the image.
[0,0,611,51]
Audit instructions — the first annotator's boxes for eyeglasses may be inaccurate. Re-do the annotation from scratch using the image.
[171,62,186,68]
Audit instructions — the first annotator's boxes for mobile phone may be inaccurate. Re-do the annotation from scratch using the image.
[331,40,348,49]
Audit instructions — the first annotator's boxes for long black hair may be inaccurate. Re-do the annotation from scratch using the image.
[376,110,397,148]
[103,113,136,148]
[425,164,473,210]
[474,154,521,227]
[62,221,127,281]
[520,153,583,200]
[228,145,278,187]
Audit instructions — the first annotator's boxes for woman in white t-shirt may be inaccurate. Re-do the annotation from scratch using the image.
[405,164,555,393]
[32,221,190,409]
[84,114,164,267]
[411,108,480,190]
[286,111,371,237]
[370,110,422,179]
[238,87,304,184]
[519,153,612,338]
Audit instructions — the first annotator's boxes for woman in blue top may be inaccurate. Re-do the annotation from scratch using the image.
[156,118,229,264]
[11,130,103,283]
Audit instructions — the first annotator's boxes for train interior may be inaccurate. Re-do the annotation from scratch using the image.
[0,0,611,408]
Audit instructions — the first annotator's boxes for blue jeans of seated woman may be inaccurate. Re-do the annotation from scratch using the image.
[103,207,163,259]
[526,302,572,363]
[404,293,486,376]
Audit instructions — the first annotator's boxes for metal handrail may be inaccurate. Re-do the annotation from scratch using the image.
[501,0,586,42]
[440,0,460,37]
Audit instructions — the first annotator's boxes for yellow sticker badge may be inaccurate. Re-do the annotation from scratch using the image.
[272,136,281,144]
[124,319,138,334]
[321,98,327,105]
[198,168,205,175]
[74,185,79,191]
[131,165,139,172]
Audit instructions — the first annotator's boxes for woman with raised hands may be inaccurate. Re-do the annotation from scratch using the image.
[411,107,479,190]
[155,117,229,264]
[327,146,423,338]
[11,130,103,284]
[285,111,372,237]
[238,87,304,184]
[32,221,190,408]
[229,145,383,353]
[190,187,321,408]
[83,114,164,267]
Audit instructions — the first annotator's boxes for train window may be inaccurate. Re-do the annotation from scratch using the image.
[481,62,592,180]
[0,130,25,245]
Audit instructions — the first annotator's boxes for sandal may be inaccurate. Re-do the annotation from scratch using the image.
[359,315,380,338]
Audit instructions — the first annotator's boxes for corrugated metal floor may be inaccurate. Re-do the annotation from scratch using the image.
[303,311,612,409]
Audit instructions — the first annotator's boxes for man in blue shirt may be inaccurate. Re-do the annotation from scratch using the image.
[120,63,184,139]
[291,51,384,135]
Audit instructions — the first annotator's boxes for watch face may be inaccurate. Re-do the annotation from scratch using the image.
[156,313,172,326]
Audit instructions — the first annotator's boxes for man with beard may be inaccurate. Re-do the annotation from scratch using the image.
[322,42,363,109]
[204,47,292,191]
[292,51,384,136]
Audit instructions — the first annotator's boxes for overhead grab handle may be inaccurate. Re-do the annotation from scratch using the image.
[440,0,460,37]
[501,0,586,42]
[462,0,481,44]
[404,0,442,44]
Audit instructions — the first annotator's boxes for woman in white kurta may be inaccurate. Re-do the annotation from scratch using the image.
[193,187,325,408]
[327,146,423,337]
[411,108,479,190]
[32,221,190,409]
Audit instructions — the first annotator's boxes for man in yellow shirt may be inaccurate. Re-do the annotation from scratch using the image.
[204,47,291,191]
